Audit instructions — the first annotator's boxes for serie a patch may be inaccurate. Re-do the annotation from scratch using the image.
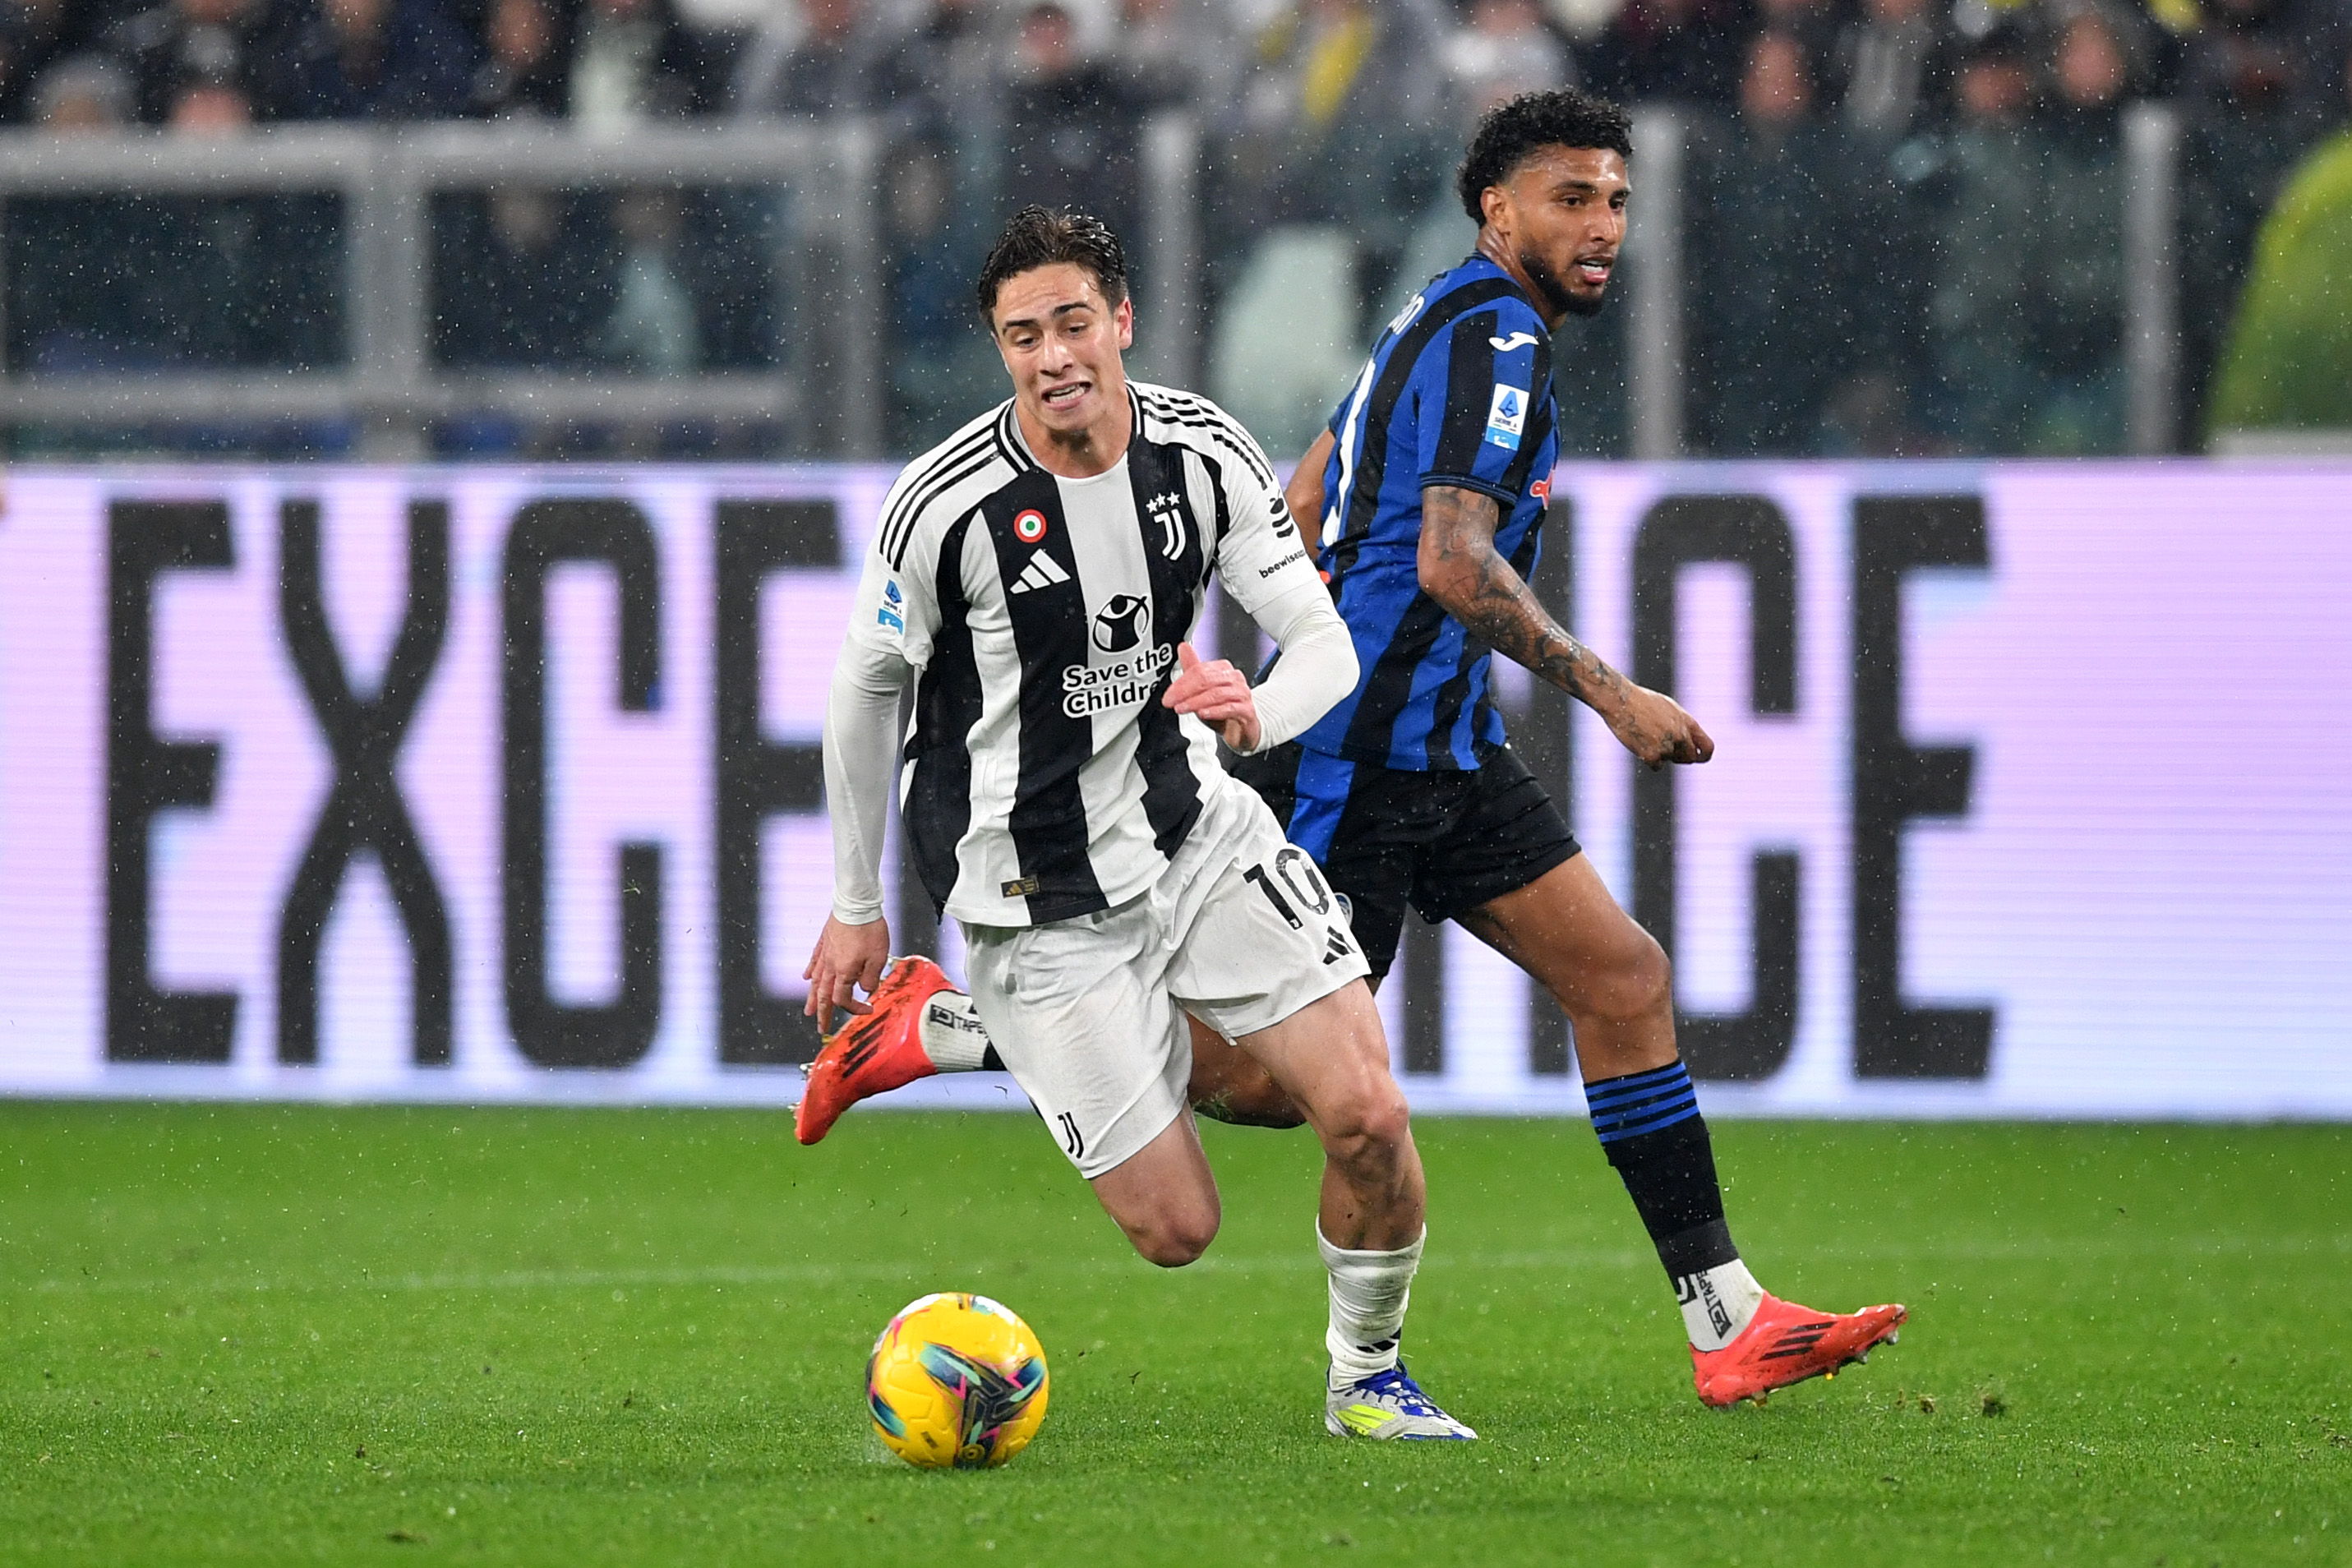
[1484,383,1529,450]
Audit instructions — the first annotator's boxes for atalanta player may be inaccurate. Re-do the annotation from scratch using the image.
[802,92,1906,1409]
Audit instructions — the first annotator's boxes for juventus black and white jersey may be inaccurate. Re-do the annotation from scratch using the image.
[836,382,1329,928]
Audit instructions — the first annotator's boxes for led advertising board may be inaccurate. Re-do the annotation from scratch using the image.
[0,463,2343,1117]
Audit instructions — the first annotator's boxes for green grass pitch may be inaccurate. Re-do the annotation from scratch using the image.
[1,1104,2345,1566]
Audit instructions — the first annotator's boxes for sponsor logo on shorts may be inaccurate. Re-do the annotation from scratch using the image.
[1061,642,1174,719]
[1000,875,1040,897]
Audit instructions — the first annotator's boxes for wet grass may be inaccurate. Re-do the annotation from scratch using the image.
[1,1105,2345,1564]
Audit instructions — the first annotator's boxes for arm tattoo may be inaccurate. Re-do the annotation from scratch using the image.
[1418,484,1633,716]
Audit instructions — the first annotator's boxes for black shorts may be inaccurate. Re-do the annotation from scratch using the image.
[1227,739,1582,984]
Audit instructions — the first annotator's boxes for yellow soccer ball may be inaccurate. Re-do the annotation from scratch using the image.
[865,1293,1050,1469]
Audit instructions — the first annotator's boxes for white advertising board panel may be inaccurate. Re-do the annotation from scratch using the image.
[0,463,2344,1118]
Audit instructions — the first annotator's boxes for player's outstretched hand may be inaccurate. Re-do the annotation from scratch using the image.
[1610,683,1715,770]
[1163,641,1261,753]
[804,914,892,1035]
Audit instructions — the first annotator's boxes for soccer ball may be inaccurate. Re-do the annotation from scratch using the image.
[865,1292,1049,1469]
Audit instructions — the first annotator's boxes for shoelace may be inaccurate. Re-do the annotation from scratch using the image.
[1353,1366,1440,1417]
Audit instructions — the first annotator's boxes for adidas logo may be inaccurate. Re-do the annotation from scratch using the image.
[1321,927,1354,966]
[1758,1321,1837,1362]
[1008,552,1071,595]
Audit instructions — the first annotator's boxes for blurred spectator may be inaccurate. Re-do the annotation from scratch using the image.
[1115,0,1224,110]
[2179,0,2347,119]
[1443,0,1573,128]
[1831,0,1953,135]
[569,0,717,127]
[27,48,131,126]
[261,0,475,120]
[106,0,270,123]
[1116,0,1234,111]
[1925,23,2040,449]
[602,187,699,371]
[1233,0,1448,255]
[734,0,901,117]
[1755,0,1840,77]
[884,139,1002,446]
[1690,29,1854,452]
[466,0,565,115]
[1580,0,1750,105]
[2174,0,2343,437]
[2017,0,2129,450]
[898,0,1000,127]
[1,0,79,123]
[1001,1,1143,236]
[169,62,251,123]
[433,184,611,365]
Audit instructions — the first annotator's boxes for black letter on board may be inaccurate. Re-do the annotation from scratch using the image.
[275,499,454,1066]
[502,500,665,1068]
[1851,495,1994,1078]
[713,498,839,1066]
[106,500,239,1061]
[1630,496,1801,1082]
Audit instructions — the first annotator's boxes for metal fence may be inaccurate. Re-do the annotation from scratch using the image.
[0,105,2193,459]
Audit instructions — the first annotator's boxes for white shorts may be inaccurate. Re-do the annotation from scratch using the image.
[960,773,1371,1179]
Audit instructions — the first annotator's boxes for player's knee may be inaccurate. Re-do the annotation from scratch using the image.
[1317,1077,1412,1168]
[1131,1204,1220,1268]
[1588,929,1672,1027]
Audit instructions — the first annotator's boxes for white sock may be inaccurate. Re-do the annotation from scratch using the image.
[1319,1224,1423,1386]
[916,989,994,1072]
[1675,1257,1765,1351]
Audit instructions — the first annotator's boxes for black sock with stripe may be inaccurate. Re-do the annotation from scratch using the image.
[1587,1061,1763,1349]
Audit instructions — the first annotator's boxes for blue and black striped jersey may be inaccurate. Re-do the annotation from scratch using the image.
[1292,255,1558,771]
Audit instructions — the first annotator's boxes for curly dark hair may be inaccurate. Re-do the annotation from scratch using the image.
[974,205,1131,321]
[1455,89,1635,224]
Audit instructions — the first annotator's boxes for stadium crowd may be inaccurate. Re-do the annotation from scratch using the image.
[2,0,2348,454]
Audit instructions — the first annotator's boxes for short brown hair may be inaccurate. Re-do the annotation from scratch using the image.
[974,205,1130,322]
[1457,89,1635,223]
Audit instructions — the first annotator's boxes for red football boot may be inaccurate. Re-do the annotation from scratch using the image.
[795,956,957,1145]
[1690,1294,1907,1408]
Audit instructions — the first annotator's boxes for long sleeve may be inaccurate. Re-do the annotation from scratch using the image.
[1196,398,1362,754]
[823,630,909,925]
[1234,575,1358,754]
[827,522,937,925]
